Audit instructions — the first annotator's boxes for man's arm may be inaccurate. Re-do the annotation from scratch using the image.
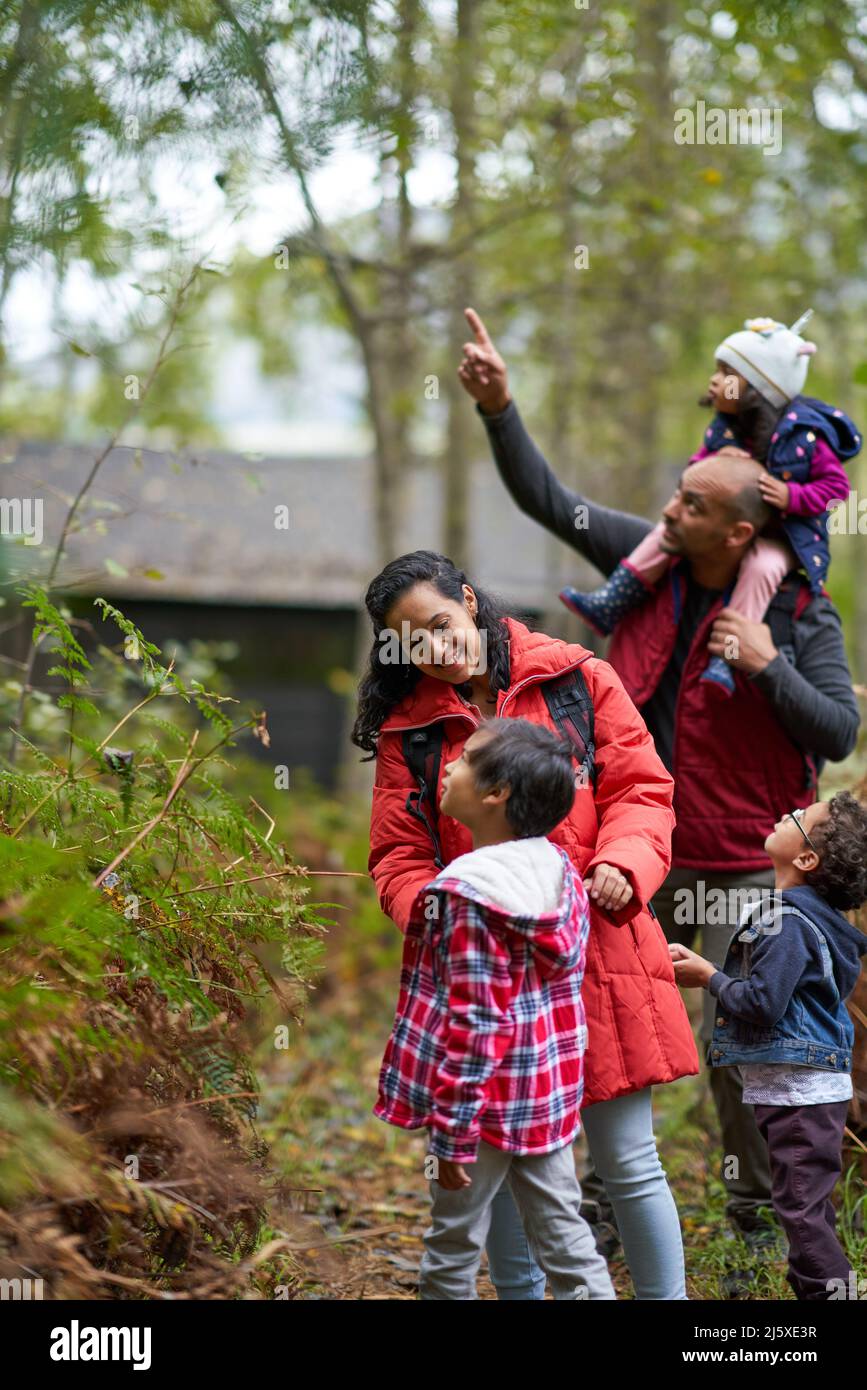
[429,895,516,1164]
[458,307,653,577]
[479,399,654,577]
[709,593,860,762]
[751,595,860,762]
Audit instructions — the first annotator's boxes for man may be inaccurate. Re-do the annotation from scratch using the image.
[457,307,861,1264]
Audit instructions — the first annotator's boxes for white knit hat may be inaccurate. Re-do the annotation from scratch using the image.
[714,312,817,409]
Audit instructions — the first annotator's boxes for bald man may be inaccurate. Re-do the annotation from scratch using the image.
[459,309,860,1281]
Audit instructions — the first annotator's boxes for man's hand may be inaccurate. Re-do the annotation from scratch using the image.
[669,942,716,988]
[707,607,778,675]
[757,472,790,510]
[434,1158,472,1190]
[584,863,634,912]
[458,307,511,416]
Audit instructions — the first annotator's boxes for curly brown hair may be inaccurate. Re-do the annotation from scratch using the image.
[805,791,867,911]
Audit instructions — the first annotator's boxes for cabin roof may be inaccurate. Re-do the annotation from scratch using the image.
[2,440,566,609]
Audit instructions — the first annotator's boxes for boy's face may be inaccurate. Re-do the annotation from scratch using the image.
[764,801,830,867]
[440,728,506,826]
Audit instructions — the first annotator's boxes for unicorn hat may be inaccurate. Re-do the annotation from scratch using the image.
[714,310,817,409]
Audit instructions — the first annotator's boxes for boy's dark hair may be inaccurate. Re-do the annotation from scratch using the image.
[805,791,867,911]
[465,717,576,838]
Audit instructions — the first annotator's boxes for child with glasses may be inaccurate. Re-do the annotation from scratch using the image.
[669,792,867,1300]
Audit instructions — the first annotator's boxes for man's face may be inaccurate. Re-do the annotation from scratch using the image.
[660,460,748,560]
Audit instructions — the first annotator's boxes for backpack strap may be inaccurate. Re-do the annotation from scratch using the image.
[401,726,446,869]
[764,572,805,667]
[540,658,598,793]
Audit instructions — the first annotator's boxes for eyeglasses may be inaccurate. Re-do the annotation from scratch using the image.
[787,807,817,852]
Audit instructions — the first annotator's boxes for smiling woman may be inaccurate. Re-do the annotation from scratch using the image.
[352,547,699,1301]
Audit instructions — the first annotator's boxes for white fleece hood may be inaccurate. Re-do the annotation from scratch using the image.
[432,836,566,917]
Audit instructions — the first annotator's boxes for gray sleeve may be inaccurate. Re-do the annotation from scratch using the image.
[477,399,653,577]
[751,595,860,762]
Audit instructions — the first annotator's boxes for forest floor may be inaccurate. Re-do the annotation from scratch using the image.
[255,911,867,1302]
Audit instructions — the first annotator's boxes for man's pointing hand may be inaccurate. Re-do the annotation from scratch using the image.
[458,306,512,416]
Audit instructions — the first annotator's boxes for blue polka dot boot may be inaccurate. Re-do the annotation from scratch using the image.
[700,654,736,699]
[559,562,650,636]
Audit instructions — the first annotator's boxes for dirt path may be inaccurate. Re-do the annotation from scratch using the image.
[254,901,865,1300]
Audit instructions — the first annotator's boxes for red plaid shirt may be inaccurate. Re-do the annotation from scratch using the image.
[374,845,590,1163]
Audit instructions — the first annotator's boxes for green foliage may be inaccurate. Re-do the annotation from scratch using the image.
[0,587,329,1294]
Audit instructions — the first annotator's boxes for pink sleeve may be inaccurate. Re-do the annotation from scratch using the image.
[689,443,711,463]
[785,439,851,517]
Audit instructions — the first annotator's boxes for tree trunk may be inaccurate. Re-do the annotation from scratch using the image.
[442,0,481,567]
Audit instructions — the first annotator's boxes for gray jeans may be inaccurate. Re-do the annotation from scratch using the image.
[420,1139,617,1300]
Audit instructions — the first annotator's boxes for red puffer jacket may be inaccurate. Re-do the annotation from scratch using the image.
[367,615,699,1106]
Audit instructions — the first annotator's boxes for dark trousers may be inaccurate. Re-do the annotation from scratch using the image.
[754,1101,853,1300]
[579,867,777,1235]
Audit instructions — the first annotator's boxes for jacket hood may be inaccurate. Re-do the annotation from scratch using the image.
[789,397,862,461]
[378,616,594,733]
[781,885,867,963]
[426,842,587,982]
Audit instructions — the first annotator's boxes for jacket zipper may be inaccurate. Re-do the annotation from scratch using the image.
[385,711,479,735]
[499,654,592,717]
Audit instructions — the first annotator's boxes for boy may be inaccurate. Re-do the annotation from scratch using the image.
[374,717,616,1300]
[670,791,867,1300]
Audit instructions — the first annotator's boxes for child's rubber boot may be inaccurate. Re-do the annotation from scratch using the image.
[700,654,736,699]
[558,562,649,637]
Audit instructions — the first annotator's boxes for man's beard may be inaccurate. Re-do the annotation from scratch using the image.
[698,391,714,408]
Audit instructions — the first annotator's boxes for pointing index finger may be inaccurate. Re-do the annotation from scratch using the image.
[464,306,492,347]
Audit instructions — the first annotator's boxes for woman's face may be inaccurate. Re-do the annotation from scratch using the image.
[382,580,486,685]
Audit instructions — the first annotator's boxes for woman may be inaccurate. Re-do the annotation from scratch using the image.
[352,549,699,1300]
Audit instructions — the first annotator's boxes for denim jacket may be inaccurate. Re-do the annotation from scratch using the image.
[707,887,866,1073]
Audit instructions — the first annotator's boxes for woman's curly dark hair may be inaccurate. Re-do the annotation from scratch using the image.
[698,379,785,464]
[350,550,516,759]
[805,791,867,911]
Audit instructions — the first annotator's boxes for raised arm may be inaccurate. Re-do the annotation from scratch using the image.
[458,306,652,577]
